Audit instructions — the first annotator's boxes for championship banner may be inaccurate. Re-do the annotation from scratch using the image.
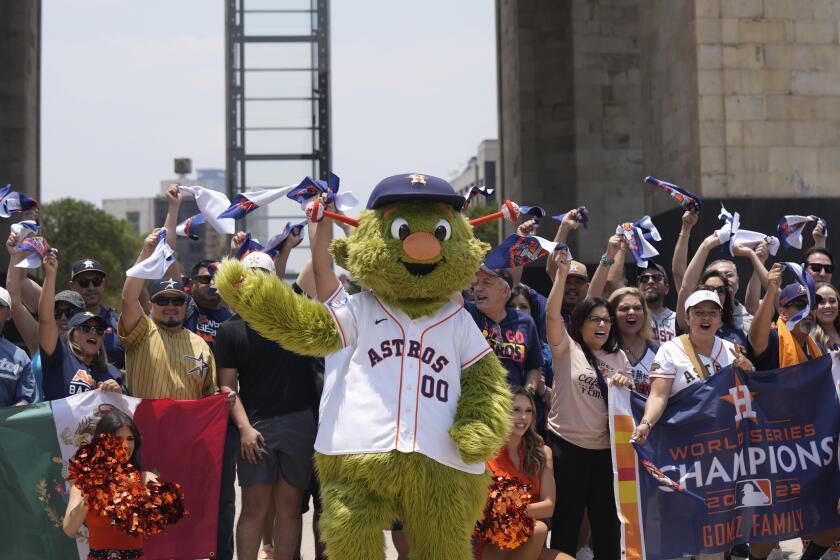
[0,390,229,560]
[610,355,840,559]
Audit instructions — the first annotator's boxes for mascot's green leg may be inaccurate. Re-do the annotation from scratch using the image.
[315,453,397,560]
[396,453,490,560]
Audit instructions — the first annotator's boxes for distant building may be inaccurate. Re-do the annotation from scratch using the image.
[450,139,498,200]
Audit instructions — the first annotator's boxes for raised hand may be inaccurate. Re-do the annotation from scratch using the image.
[42,249,59,276]
[813,220,827,247]
[767,262,784,291]
[606,234,625,259]
[517,219,538,237]
[165,184,181,206]
[681,208,699,230]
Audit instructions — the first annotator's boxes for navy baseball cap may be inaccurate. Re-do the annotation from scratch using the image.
[478,265,514,289]
[67,311,109,330]
[149,278,186,299]
[366,173,466,210]
[779,283,808,307]
[71,258,106,279]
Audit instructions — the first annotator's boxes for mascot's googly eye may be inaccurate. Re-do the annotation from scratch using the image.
[390,218,410,241]
[434,219,452,241]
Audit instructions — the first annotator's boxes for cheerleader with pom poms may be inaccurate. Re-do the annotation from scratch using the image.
[63,409,186,559]
[475,387,572,560]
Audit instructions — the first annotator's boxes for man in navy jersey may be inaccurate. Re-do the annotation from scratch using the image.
[184,259,232,352]
[465,266,543,390]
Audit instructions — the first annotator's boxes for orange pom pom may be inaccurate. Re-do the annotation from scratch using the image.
[473,476,535,550]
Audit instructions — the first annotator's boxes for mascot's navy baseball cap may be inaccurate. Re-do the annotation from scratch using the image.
[366,173,466,211]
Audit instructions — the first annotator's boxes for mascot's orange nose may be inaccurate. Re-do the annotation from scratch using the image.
[402,232,441,261]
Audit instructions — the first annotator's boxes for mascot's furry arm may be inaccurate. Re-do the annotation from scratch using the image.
[215,258,343,357]
[449,353,512,464]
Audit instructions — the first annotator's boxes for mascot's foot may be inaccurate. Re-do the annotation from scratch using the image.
[316,451,490,560]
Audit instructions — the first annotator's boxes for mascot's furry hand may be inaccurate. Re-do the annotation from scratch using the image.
[449,353,511,464]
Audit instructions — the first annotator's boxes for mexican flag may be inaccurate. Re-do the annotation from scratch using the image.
[0,390,229,560]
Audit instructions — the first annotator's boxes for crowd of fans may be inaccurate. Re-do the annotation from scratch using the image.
[1,184,838,560]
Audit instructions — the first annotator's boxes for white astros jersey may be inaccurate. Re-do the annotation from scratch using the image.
[318,289,493,474]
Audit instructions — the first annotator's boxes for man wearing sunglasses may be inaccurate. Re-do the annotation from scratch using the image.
[119,230,218,402]
[183,260,232,352]
[69,258,125,369]
[804,247,834,284]
[748,264,822,372]
[636,262,676,343]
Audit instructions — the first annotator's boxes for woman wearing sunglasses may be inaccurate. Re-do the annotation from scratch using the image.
[39,250,123,400]
[545,250,633,559]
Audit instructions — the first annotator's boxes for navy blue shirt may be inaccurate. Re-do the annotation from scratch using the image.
[184,304,233,352]
[98,306,125,369]
[528,287,548,344]
[717,324,748,348]
[748,328,821,372]
[40,340,122,401]
[464,302,543,387]
[0,337,35,406]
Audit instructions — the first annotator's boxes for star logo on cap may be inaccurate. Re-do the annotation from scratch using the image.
[162,279,179,290]
[407,174,427,187]
[83,259,95,269]
[184,352,209,377]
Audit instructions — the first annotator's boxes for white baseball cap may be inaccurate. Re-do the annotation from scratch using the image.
[242,252,275,272]
[684,289,723,312]
[0,287,11,309]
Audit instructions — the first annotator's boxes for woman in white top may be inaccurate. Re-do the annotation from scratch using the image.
[608,287,658,396]
[545,250,633,560]
[633,289,754,445]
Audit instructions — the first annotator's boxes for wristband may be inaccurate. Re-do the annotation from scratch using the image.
[640,418,653,429]
[599,254,614,268]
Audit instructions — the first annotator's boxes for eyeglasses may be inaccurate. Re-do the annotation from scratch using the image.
[192,275,212,285]
[54,307,79,319]
[75,276,104,288]
[807,263,834,274]
[784,299,808,311]
[638,273,665,284]
[690,310,721,319]
[152,297,186,307]
[587,315,612,325]
[78,324,105,336]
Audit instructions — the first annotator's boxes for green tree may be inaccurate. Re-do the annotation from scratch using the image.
[40,198,144,309]
[468,203,501,248]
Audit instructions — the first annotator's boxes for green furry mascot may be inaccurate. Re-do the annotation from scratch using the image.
[216,173,512,559]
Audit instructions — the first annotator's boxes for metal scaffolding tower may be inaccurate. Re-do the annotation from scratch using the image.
[225,0,330,225]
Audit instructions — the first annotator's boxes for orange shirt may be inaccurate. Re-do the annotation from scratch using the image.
[86,509,144,556]
[487,443,541,501]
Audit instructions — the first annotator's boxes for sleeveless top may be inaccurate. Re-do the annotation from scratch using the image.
[86,510,144,556]
[486,444,541,500]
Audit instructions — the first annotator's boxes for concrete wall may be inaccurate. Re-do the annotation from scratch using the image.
[0,0,40,200]
[497,0,840,262]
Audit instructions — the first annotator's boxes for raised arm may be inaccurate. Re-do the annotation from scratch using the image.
[546,251,571,353]
[605,240,627,295]
[812,220,827,249]
[162,185,182,279]
[215,258,342,357]
[677,231,721,331]
[546,210,582,279]
[587,234,623,299]
[308,204,342,302]
[274,227,304,279]
[120,229,160,336]
[741,241,769,315]
[5,234,39,354]
[672,209,698,291]
[38,250,60,356]
[748,263,783,357]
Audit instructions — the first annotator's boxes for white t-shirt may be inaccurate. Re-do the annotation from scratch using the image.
[649,307,677,343]
[649,336,735,396]
[320,290,493,474]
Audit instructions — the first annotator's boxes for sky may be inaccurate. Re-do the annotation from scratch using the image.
[41,0,498,213]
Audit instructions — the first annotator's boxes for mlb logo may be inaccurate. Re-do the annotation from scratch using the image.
[735,479,772,508]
